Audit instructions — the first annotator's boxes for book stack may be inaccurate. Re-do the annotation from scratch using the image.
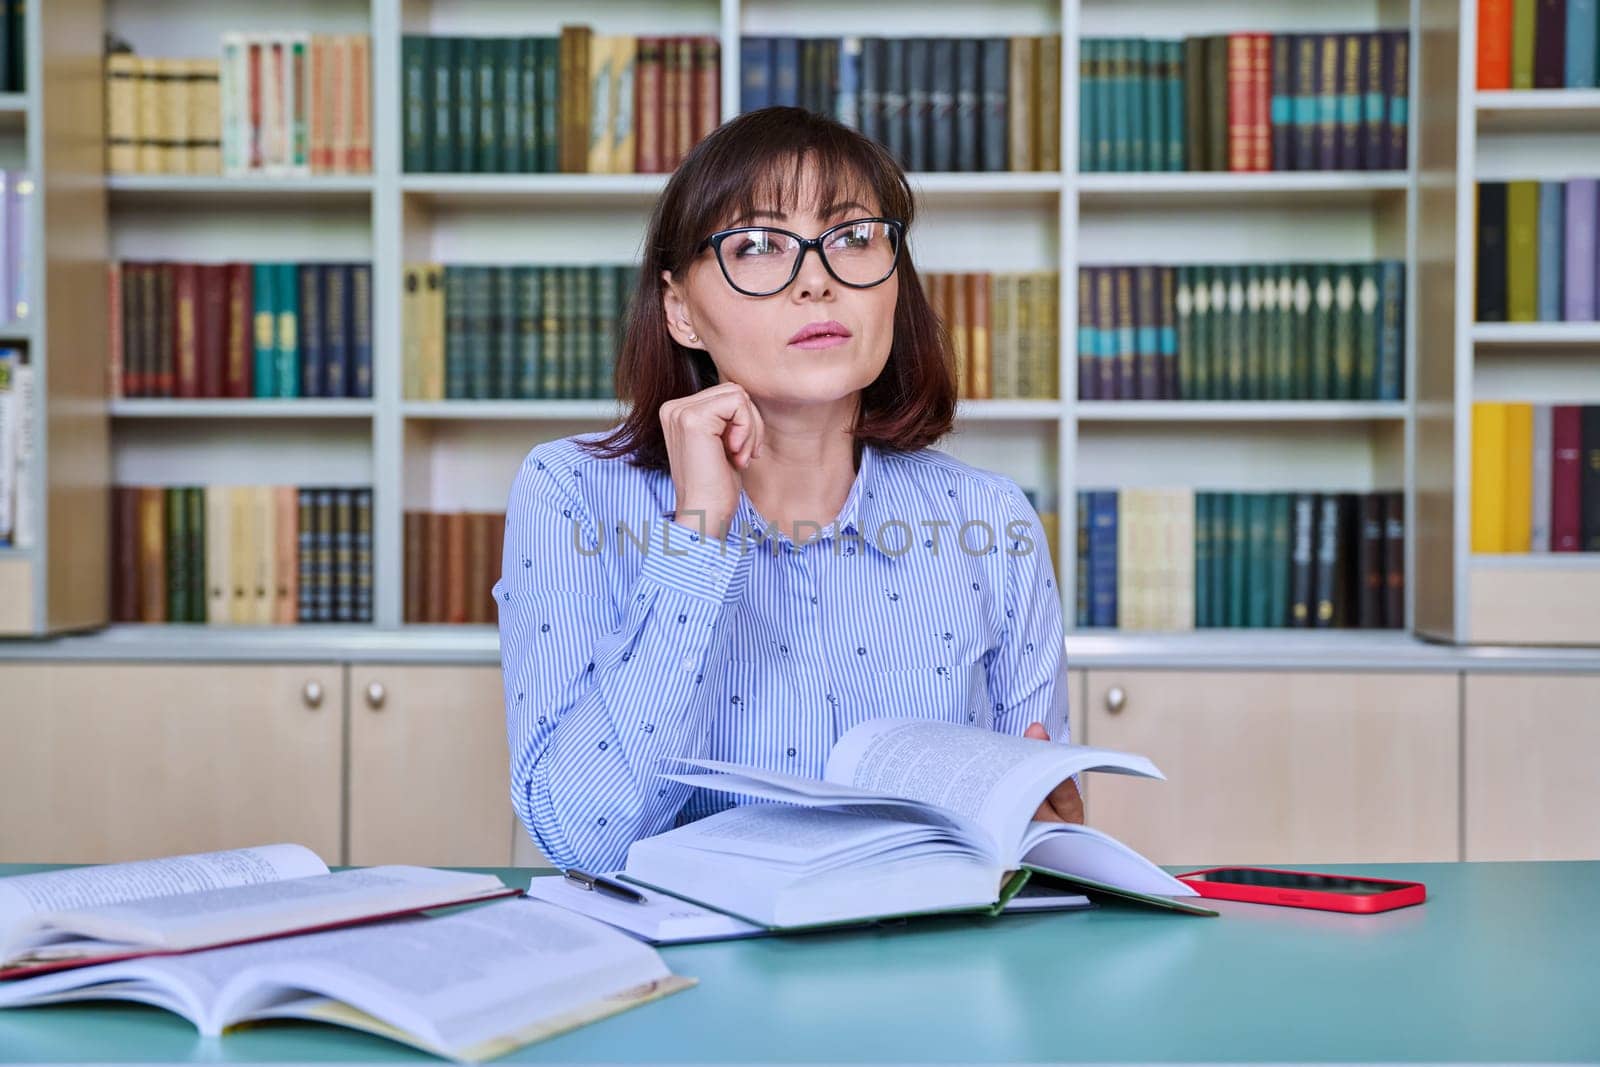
[401,29,719,174]
[104,35,372,177]
[1018,488,1061,586]
[401,263,638,401]
[0,9,23,93]
[1080,31,1409,172]
[924,271,1059,400]
[109,484,374,625]
[1477,0,1600,89]
[740,36,1062,172]
[0,347,34,549]
[1472,402,1600,553]
[403,510,506,625]
[1079,261,1405,401]
[1075,488,1404,630]
[1475,180,1599,322]
[109,262,373,400]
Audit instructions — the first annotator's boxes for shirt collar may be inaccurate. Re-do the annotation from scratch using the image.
[730,441,892,559]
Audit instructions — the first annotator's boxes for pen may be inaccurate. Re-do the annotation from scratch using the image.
[563,868,647,904]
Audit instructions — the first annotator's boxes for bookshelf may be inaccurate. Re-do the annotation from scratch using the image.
[1412,0,1600,646]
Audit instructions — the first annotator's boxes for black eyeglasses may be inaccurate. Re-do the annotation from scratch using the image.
[696,217,905,297]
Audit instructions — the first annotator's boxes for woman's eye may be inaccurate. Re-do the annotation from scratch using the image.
[734,234,783,257]
[828,227,871,250]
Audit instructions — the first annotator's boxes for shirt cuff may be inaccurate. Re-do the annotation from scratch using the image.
[635,516,752,604]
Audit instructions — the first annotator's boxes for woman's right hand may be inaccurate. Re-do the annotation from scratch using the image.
[659,382,766,540]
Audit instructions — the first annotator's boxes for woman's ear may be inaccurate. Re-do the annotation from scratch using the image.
[660,270,703,350]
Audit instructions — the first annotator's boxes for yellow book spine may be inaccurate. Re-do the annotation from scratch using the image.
[1471,402,1509,554]
[1502,402,1534,553]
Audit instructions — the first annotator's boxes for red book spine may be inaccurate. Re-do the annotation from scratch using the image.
[1551,404,1583,551]
[108,261,124,398]
[249,41,263,171]
[1226,34,1252,173]
[174,262,200,398]
[1252,34,1271,172]
[1478,0,1513,89]
[198,264,227,398]
[224,262,253,398]
[155,263,176,398]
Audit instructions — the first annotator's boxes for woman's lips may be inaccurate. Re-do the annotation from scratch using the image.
[788,334,851,349]
[788,320,852,347]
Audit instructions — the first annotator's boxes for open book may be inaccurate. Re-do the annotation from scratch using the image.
[0,897,693,1062]
[621,718,1215,929]
[0,844,519,978]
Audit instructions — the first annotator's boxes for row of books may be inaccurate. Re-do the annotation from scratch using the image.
[1476,0,1600,89]
[109,484,374,625]
[1475,180,1600,323]
[404,510,505,624]
[0,171,31,327]
[1075,488,1405,631]
[1078,262,1406,402]
[740,36,1061,173]
[110,262,373,400]
[0,348,34,548]
[1081,32,1409,173]
[105,35,372,177]
[401,30,718,174]
[924,272,1059,401]
[1471,403,1600,554]
[401,263,638,401]
[0,6,22,94]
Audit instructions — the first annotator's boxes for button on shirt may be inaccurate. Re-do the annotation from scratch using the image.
[493,429,1072,872]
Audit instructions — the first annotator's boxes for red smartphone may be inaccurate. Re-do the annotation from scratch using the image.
[1174,866,1426,914]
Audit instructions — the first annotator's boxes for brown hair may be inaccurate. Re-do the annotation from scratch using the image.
[584,106,957,471]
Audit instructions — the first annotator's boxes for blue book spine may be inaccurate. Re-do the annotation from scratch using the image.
[1088,491,1119,628]
[1292,35,1319,169]
[1074,491,1090,628]
[1567,0,1598,88]
[298,264,323,400]
[1377,260,1404,401]
[740,37,770,113]
[1165,40,1184,171]
[297,487,316,622]
[771,37,799,108]
[1537,182,1565,322]
[838,37,861,129]
[351,263,372,399]
[323,264,350,399]
[251,263,276,399]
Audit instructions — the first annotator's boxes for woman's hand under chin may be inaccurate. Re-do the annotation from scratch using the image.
[1024,722,1085,824]
[659,381,766,542]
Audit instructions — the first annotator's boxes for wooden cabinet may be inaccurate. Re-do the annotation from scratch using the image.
[347,664,515,867]
[0,662,342,864]
[1082,670,1460,866]
[1464,673,1600,861]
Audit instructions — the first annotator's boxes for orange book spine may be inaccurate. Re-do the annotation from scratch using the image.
[969,273,992,400]
[445,511,468,624]
[1477,0,1513,90]
[349,35,372,172]
[1251,34,1271,172]
[1226,34,1252,172]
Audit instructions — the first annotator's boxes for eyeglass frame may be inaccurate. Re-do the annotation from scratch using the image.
[694,216,907,297]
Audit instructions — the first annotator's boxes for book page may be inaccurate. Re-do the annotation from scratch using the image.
[0,845,326,952]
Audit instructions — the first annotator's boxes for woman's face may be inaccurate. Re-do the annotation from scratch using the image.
[661,163,899,411]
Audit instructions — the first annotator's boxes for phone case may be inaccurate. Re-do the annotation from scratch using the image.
[1173,866,1426,914]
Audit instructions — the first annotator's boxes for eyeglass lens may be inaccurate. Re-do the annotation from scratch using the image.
[718,221,899,294]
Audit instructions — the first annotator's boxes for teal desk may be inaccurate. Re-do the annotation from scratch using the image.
[0,862,1596,1063]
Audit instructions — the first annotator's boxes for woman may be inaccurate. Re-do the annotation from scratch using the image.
[494,106,1080,873]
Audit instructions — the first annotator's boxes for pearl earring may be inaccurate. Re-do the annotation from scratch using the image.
[687,332,698,342]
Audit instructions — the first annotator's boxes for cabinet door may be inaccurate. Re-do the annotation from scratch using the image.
[348,665,514,867]
[1465,673,1600,861]
[1067,669,1085,748]
[1083,670,1459,865]
[0,662,342,864]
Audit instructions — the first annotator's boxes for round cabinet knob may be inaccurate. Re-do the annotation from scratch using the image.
[302,681,324,710]
[1105,686,1128,714]
[365,682,387,710]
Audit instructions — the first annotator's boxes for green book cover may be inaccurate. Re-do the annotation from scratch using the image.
[275,262,300,399]
[1331,262,1357,401]
[515,266,542,400]
[444,265,469,399]
[1512,0,1536,89]
[186,486,206,624]
[465,266,493,399]
[251,263,276,399]
[1224,265,1245,401]
[498,38,524,174]
[1309,263,1334,401]
[430,36,456,172]
[1247,493,1271,628]
[540,266,562,398]
[1505,179,1538,323]
[402,36,431,173]
[1164,40,1184,171]
[1175,265,1195,400]
[493,266,517,399]
[455,37,479,173]
[1355,263,1380,400]
[478,39,501,174]
[1194,492,1212,627]
[539,38,561,173]
[166,488,187,624]
[1243,264,1264,401]
[596,265,621,401]
[1129,39,1149,172]
[575,266,595,399]
[1226,492,1247,628]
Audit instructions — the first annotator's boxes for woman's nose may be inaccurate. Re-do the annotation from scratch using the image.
[791,244,833,300]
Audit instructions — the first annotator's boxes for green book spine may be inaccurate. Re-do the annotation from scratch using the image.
[1195,492,1212,627]
[540,267,562,397]
[1290,264,1312,398]
[1182,37,1207,170]
[455,37,479,173]
[1094,41,1114,173]
[1109,39,1130,172]
[186,486,206,623]
[1079,41,1098,171]
[498,39,524,174]
[1309,263,1334,400]
[444,266,469,399]
[1270,492,1292,627]
[252,264,276,399]
[1355,263,1380,400]
[478,39,500,174]
[1165,40,1184,171]
[1243,264,1264,401]
[1224,265,1245,400]
[596,266,620,400]
[1260,263,1281,400]
[1377,260,1404,401]
[275,262,300,399]
[402,36,431,173]
[1505,179,1539,322]
[1332,262,1357,401]
[540,38,561,173]
[494,266,517,399]
[1204,36,1228,172]
[1273,264,1295,401]
[1512,0,1537,89]
[1247,493,1270,628]
[519,38,538,175]
[560,267,581,399]
[166,488,187,624]
[430,37,456,171]
[1204,264,1226,400]
[1175,265,1195,400]
[575,267,595,399]
[1209,488,1227,627]
[466,266,493,398]
[515,266,542,399]
[1129,40,1149,172]
[1226,492,1247,627]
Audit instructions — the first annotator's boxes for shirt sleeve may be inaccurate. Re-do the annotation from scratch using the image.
[985,482,1072,749]
[495,449,753,872]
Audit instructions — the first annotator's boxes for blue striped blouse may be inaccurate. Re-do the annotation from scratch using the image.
[493,428,1072,872]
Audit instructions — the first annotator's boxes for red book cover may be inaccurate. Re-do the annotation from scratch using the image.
[1251,34,1271,172]
[107,262,124,398]
[693,36,720,147]
[1478,0,1513,89]
[224,262,253,398]
[1551,404,1582,551]
[197,264,227,398]
[635,37,662,173]
[173,263,201,398]
[1226,34,1252,172]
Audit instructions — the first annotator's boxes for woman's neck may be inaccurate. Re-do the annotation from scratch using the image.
[738,409,862,543]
